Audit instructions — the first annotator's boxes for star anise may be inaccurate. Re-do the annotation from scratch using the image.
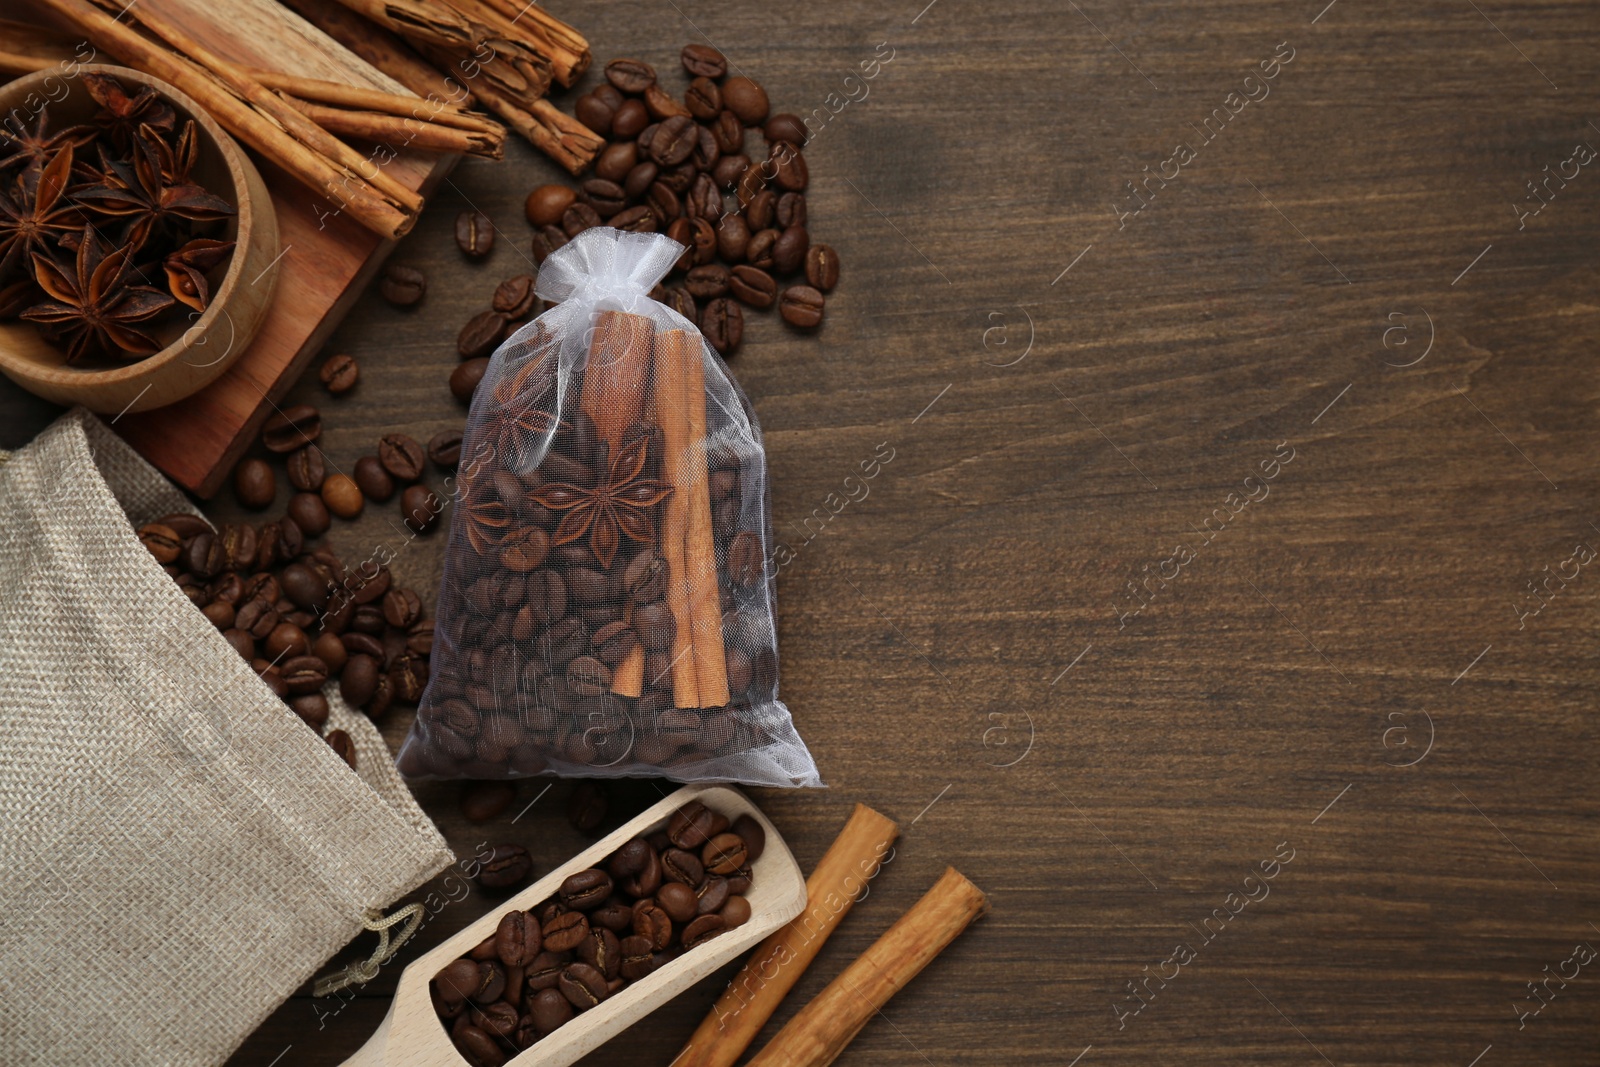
[163,236,235,311]
[0,146,85,278]
[528,435,672,569]
[22,226,175,363]
[81,72,175,152]
[72,127,233,253]
[0,104,96,185]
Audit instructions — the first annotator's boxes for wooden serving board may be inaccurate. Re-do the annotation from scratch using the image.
[17,0,459,497]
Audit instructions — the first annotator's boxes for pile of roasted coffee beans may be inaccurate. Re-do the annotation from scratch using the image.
[521,44,838,356]
[434,800,762,1065]
[135,504,435,754]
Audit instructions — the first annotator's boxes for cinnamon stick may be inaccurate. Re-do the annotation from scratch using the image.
[0,49,48,77]
[446,0,589,87]
[747,868,989,1067]
[279,94,505,158]
[655,329,701,710]
[328,0,482,52]
[610,644,645,698]
[247,69,487,129]
[29,0,416,239]
[278,0,475,107]
[452,73,599,175]
[675,804,900,1067]
[681,344,729,707]
[579,310,654,451]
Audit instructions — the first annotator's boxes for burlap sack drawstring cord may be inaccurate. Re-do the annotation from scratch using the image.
[312,902,427,997]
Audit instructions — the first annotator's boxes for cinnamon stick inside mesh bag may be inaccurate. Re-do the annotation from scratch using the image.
[654,329,703,709]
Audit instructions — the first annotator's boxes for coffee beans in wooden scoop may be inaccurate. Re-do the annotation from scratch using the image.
[432,802,753,1058]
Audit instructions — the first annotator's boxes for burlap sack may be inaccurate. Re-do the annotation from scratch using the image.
[0,408,453,1066]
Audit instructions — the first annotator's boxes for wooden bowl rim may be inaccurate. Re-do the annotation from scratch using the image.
[0,63,259,387]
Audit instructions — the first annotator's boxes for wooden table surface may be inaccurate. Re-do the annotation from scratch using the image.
[5,1,1600,1064]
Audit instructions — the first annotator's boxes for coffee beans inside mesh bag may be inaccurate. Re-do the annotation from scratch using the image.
[433,801,761,1064]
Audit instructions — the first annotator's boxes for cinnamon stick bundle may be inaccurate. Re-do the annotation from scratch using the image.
[447,0,590,87]
[675,804,901,1067]
[30,0,417,239]
[747,868,989,1067]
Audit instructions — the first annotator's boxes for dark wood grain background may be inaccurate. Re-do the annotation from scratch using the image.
[5,0,1600,1063]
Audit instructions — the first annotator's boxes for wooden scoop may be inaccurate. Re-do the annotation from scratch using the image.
[340,784,806,1067]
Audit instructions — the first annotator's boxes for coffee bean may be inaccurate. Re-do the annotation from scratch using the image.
[469,959,507,1005]
[776,191,807,229]
[264,622,308,660]
[702,832,748,875]
[806,243,840,291]
[780,284,826,328]
[768,140,808,191]
[716,213,750,263]
[478,844,533,890]
[379,433,426,482]
[455,210,494,257]
[261,404,320,453]
[646,181,681,223]
[632,899,673,950]
[287,492,330,537]
[595,140,638,184]
[773,225,809,275]
[765,112,808,146]
[451,357,490,403]
[695,874,730,915]
[611,98,649,139]
[649,115,698,167]
[574,91,615,136]
[542,910,589,953]
[681,43,727,79]
[532,224,568,264]
[526,183,576,226]
[656,880,698,922]
[201,600,234,629]
[712,110,745,156]
[380,263,425,307]
[348,455,392,503]
[558,962,609,1010]
[618,934,655,981]
[632,599,676,651]
[745,227,778,270]
[492,274,540,319]
[492,908,540,969]
[722,895,752,929]
[337,653,376,706]
[712,152,750,190]
[282,654,329,695]
[580,177,628,217]
[476,1000,519,1041]
[280,446,321,494]
[661,285,697,326]
[559,869,613,910]
[561,201,602,238]
[225,470,274,521]
[644,83,689,121]
[458,310,508,360]
[325,728,357,768]
[527,987,572,1035]
[604,57,655,94]
[700,297,743,355]
[685,172,722,221]
[685,263,729,300]
[609,204,658,233]
[687,216,717,264]
[682,913,726,949]
[402,484,443,534]
[736,162,767,208]
[427,430,463,468]
[722,76,769,125]
[319,353,359,395]
[728,265,775,309]
[624,161,659,200]
[685,76,721,120]
[567,781,608,833]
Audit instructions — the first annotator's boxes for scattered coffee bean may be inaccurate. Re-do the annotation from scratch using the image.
[477,844,533,890]
[451,357,490,403]
[261,404,321,453]
[428,430,464,468]
[352,455,394,502]
[461,780,517,822]
[285,445,325,493]
[379,433,426,482]
[722,76,770,125]
[805,243,839,291]
[318,353,359,395]
[380,263,426,307]
[321,473,363,520]
[458,310,509,360]
[780,284,825,328]
[729,264,776,309]
[287,492,330,537]
[492,275,540,318]
[700,297,743,354]
[233,459,275,510]
[765,112,808,146]
[611,99,649,139]
[681,43,727,79]
[567,781,608,834]
[402,484,443,534]
[605,57,656,94]
[456,210,494,257]
[526,183,577,227]
[325,728,356,768]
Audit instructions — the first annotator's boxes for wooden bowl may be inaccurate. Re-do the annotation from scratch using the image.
[0,64,278,414]
[341,784,806,1067]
